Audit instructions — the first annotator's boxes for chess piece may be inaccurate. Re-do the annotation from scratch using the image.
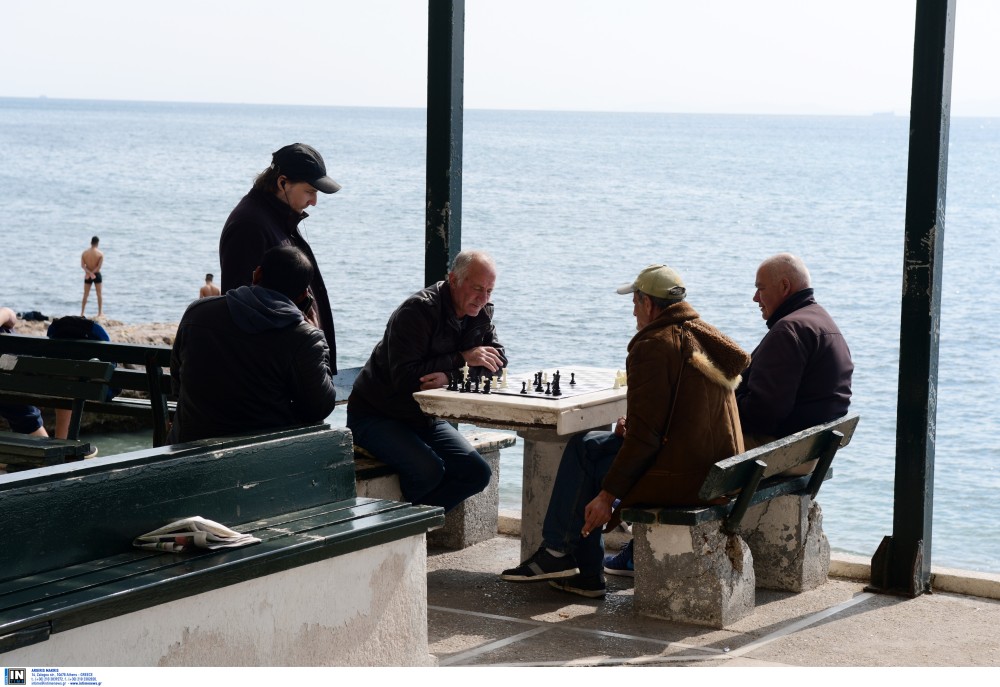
[483,376,492,394]
[552,371,562,396]
[569,372,576,385]
[545,381,551,395]
[520,381,528,394]
[461,363,470,384]
[535,371,544,393]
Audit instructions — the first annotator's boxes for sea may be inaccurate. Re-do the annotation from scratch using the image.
[1,97,998,574]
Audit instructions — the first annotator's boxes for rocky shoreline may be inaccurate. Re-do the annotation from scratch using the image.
[13,318,178,346]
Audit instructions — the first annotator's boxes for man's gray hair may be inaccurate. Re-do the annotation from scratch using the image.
[762,253,811,291]
[451,250,496,283]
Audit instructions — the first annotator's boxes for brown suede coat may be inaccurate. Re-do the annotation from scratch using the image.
[602,301,751,507]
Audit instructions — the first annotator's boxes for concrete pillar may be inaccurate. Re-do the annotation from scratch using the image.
[632,521,755,628]
[516,428,578,561]
[741,494,830,592]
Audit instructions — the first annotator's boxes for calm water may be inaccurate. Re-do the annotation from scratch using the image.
[2,98,997,573]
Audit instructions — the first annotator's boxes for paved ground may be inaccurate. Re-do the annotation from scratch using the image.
[426,534,1000,668]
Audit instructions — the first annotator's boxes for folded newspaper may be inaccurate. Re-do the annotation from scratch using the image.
[133,516,261,552]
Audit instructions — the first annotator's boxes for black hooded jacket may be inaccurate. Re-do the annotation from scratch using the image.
[170,286,337,443]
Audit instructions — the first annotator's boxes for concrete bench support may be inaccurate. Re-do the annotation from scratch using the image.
[740,493,830,592]
[356,430,516,550]
[632,521,755,628]
[3,530,434,666]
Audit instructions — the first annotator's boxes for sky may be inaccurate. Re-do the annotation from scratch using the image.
[1,0,997,116]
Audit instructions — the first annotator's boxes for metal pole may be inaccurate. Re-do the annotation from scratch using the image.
[868,0,955,598]
[425,0,465,286]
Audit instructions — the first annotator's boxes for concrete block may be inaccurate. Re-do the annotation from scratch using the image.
[632,521,755,628]
[356,430,515,551]
[740,494,830,592]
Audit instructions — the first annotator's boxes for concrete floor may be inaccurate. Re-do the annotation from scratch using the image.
[426,534,1000,668]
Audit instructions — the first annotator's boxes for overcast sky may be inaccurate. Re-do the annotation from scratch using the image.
[2,1,997,116]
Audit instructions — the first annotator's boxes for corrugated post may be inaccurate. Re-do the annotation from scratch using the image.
[425,0,465,286]
[868,0,955,598]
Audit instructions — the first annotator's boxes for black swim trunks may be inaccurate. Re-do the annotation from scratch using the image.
[85,271,102,284]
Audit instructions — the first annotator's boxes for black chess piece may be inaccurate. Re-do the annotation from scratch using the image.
[520,381,528,394]
[569,372,576,385]
[447,372,457,392]
[483,377,491,394]
[552,372,562,396]
[535,371,544,393]
[473,376,480,393]
[545,381,551,395]
[462,379,471,393]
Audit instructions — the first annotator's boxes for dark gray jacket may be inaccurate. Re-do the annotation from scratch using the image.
[219,187,337,372]
[348,281,506,428]
[170,286,336,443]
[736,288,853,438]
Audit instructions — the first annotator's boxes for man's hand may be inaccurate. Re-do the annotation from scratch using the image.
[581,489,617,538]
[461,345,504,373]
[419,371,449,390]
[614,416,627,438]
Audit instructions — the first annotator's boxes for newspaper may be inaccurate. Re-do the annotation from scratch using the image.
[133,516,261,552]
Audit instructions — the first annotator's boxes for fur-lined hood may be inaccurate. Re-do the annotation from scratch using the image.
[630,300,750,390]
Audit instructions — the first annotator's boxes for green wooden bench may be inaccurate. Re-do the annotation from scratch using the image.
[0,424,444,666]
[0,354,114,469]
[0,334,173,445]
[621,412,860,628]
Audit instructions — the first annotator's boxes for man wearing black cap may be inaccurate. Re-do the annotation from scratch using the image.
[219,143,341,372]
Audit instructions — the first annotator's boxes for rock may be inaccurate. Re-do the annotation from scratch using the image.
[12,317,178,346]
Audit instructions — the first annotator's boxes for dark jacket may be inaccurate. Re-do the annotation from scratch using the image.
[603,301,750,507]
[736,288,853,439]
[170,286,337,443]
[219,187,337,373]
[348,280,506,428]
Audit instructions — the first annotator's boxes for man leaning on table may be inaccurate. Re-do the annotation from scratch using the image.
[347,250,506,514]
[499,264,750,598]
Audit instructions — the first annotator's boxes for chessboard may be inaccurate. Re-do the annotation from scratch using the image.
[443,368,625,400]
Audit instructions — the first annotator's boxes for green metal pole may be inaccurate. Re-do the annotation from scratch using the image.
[425,0,465,286]
[868,0,955,598]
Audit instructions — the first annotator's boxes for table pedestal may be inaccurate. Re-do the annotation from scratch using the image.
[516,427,585,561]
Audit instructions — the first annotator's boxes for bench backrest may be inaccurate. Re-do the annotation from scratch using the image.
[0,423,353,582]
[0,333,172,369]
[0,354,114,400]
[699,413,860,503]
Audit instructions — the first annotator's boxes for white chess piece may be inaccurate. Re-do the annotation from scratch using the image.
[461,363,469,383]
[613,372,621,390]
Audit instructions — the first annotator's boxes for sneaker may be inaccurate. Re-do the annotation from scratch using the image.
[603,539,634,577]
[548,573,607,599]
[500,547,579,581]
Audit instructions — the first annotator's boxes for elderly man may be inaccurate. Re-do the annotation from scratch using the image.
[737,253,853,449]
[219,143,341,372]
[170,246,337,443]
[347,250,505,513]
[500,265,750,598]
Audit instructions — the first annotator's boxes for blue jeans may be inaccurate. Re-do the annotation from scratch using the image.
[347,408,491,514]
[542,430,623,576]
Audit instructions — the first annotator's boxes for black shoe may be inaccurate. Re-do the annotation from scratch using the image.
[548,573,607,599]
[500,547,579,581]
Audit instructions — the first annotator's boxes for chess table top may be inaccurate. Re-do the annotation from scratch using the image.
[414,366,627,435]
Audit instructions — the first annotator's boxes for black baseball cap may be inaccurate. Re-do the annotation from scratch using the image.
[271,143,342,194]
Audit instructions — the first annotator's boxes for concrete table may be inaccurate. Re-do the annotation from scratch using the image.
[414,366,626,559]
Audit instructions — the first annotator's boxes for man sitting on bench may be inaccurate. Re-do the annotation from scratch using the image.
[169,246,337,443]
[499,265,750,599]
[601,253,855,577]
[0,307,49,438]
[736,252,854,450]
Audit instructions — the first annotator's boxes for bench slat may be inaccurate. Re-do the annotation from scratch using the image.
[0,334,172,368]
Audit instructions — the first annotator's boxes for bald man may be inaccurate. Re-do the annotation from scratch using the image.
[736,253,853,450]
